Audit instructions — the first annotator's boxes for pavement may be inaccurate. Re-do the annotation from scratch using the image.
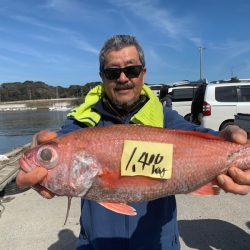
[0,188,249,250]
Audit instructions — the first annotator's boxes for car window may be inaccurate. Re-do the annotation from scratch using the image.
[215,86,237,102]
[172,88,197,102]
[238,86,250,102]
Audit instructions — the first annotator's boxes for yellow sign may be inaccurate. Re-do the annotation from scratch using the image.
[121,140,173,179]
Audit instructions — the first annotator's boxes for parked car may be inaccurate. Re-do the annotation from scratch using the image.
[168,80,206,120]
[191,78,250,131]
[148,84,167,98]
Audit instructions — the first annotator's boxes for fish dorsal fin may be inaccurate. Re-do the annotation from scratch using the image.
[98,202,137,216]
[63,197,72,225]
[176,130,224,141]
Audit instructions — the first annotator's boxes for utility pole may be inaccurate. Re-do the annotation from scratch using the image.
[199,47,205,80]
[230,67,234,77]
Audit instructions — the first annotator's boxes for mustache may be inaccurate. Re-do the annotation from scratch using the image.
[114,83,134,91]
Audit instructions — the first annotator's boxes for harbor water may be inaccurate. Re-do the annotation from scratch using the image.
[0,110,69,154]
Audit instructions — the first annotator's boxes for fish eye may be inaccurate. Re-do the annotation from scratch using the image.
[37,144,59,169]
[40,148,52,162]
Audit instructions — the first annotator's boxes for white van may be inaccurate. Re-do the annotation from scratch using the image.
[148,84,166,98]
[168,80,205,120]
[191,79,250,130]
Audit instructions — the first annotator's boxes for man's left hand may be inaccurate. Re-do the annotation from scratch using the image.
[218,125,250,195]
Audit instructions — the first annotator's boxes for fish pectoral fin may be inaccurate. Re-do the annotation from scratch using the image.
[98,202,137,216]
[63,197,72,226]
[189,182,221,196]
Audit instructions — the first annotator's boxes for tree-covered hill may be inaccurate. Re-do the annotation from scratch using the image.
[0,81,101,102]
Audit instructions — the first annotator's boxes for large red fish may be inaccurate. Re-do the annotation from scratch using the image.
[19,124,250,216]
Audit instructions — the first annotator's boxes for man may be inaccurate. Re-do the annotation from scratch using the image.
[159,85,172,108]
[17,35,250,250]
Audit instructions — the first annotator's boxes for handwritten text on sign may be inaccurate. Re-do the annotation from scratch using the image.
[121,140,173,179]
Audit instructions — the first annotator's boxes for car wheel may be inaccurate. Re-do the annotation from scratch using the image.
[220,121,235,131]
[184,114,191,122]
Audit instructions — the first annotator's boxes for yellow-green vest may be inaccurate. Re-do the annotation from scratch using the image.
[68,84,164,128]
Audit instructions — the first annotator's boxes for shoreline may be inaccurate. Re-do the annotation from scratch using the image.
[0,97,81,111]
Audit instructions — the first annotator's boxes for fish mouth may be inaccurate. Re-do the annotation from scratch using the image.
[19,156,32,173]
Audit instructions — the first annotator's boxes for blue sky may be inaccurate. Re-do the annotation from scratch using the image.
[1,0,250,87]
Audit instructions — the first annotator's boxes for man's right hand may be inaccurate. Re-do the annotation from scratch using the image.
[16,130,58,199]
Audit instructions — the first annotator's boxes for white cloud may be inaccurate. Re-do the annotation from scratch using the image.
[0,40,43,58]
[189,37,204,48]
[42,0,78,12]
[0,54,28,67]
[109,0,193,40]
[41,0,91,17]
[71,37,99,55]
[12,15,71,34]
[209,39,250,58]
[10,14,99,56]
[29,34,56,43]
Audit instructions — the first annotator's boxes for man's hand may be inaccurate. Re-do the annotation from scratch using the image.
[16,130,57,199]
[218,125,250,195]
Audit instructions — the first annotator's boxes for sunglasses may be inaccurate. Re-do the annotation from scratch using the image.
[102,65,144,80]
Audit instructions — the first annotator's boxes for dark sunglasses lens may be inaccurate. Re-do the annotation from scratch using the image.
[123,66,142,78]
[104,68,121,80]
[103,65,143,80]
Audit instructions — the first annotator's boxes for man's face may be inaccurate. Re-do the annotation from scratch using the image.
[100,45,146,107]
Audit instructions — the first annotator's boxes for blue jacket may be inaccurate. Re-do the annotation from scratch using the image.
[58,99,217,250]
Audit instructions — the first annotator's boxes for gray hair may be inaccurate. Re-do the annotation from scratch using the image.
[99,35,145,72]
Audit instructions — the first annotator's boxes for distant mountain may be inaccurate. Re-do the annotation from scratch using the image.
[0,81,101,102]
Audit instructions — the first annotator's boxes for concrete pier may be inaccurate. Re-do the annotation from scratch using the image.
[0,144,30,192]
[0,97,82,111]
[0,189,249,249]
